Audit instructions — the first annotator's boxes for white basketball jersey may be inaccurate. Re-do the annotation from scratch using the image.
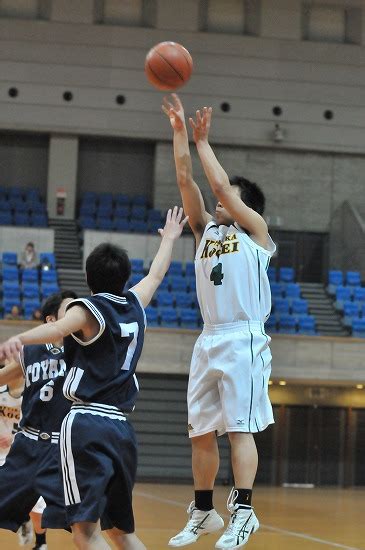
[195,221,276,325]
[0,385,21,463]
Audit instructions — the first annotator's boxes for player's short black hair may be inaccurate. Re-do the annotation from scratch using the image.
[229,176,265,215]
[41,290,78,322]
[86,243,131,296]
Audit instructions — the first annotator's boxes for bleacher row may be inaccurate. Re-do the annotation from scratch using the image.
[0,187,48,227]
[78,192,165,233]
[126,259,202,329]
[327,269,365,337]
[267,266,317,335]
[0,252,58,319]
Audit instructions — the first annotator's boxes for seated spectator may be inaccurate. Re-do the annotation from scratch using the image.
[32,308,42,321]
[5,305,24,321]
[20,242,38,269]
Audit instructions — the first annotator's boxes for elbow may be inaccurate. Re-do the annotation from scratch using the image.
[212,181,229,200]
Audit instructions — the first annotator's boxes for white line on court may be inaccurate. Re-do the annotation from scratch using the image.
[134,490,361,550]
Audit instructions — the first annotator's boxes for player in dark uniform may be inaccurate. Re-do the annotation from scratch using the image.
[0,291,77,547]
[0,207,188,550]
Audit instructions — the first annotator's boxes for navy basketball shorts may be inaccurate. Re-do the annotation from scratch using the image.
[60,403,137,533]
[0,432,67,531]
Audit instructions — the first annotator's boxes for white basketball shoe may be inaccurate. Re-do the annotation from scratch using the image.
[215,488,259,549]
[17,519,34,546]
[168,501,224,547]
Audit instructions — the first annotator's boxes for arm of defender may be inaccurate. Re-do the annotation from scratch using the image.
[163,94,212,242]
[130,206,188,308]
[0,361,23,386]
[190,107,269,248]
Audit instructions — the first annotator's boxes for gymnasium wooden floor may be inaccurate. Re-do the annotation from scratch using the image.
[1,483,364,549]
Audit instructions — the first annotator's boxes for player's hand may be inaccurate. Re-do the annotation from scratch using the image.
[189,106,212,143]
[0,337,22,363]
[158,206,188,240]
[162,94,186,131]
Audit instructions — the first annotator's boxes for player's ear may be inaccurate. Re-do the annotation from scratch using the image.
[45,315,57,324]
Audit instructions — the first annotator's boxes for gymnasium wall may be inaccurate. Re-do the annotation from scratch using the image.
[0,0,365,232]
[0,226,54,254]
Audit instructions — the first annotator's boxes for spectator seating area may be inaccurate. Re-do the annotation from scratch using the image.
[126,259,201,329]
[79,192,164,234]
[1,251,58,319]
[328,270,365,337]
[0,187,48,227]
[266,266,317,335]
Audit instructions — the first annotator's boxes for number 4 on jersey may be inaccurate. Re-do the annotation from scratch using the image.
[210,263,224,286]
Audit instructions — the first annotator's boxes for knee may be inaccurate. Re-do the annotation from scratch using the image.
[191,432,217,451]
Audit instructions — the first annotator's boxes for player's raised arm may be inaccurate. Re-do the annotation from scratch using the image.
[130,206,188,308]
[162,94,211,243]
[0,360,23,386]
[189,107,269,249]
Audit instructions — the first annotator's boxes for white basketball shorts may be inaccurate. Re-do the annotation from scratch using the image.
[187,320,274,437]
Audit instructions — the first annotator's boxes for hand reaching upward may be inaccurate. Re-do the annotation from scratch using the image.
[189,106,212,144]
[162,93,186,132]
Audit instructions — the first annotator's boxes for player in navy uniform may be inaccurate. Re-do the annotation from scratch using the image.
[0,207,188,550]
[0,291,77,548]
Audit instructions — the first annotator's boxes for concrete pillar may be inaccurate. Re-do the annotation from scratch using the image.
[47,135,78,219]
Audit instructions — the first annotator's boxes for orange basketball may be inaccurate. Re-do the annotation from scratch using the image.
[145,41,193,91]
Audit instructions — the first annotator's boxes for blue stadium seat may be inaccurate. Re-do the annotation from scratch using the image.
[97,217,114,231]
[98,193,113,205]
[23,299,41,320]
[274,298,290,315]
[115,194,130,206]
[22,283,40,299]
[270,282,283,299]
[267,266,277,282]
[129,274,144,287]
[114,205,130,218]
[343,301,360,327]
[187,277,196,292]
[41,283,60,298]
[8,187,23,198]
[156,290,174,308]
[2,252,17,265]
[298,316,316,335]
[79,216,96,230]
[159,307,179,328]
[83,192,97,202]
[147,209,162,221]
[2,265,19,281]
[352,318,365,338]
[169,276,188,293]
[97,204,113,218]
[3,298,21,314]
[353,287,365,303]
[41,270,58,283]
[39,253,56,268]
[14,212,30,226]
[265,315,277,333]
[157,277,169,291]
[21,269,38,283]
[284,283,301,300]
[168,261,184,277]
[0,201,9,212]
[132,195,147,206]
[174,291,193,309]
[31,214,48,227]
[131,259,144,274]
[145,306,159,327]
[180,308,199,329]
[25,189,40,201]
[185,262,195,278]
[114,218,130,232]
[30,202,47,214]
[147,220,162,234]
[279,267,295,283]
[130,220,148,233]
[328,270,343,294]
[14,201,29,213]
[291,299,308,317]
[0,211,12,225]
[346,271,361,287]
[335,286,352,310]
[80,203,97,216]
[278,314,297,334]
[130,206,147,220]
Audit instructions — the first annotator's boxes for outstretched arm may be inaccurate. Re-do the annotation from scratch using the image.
[0,361,23,386]
[130,206,188,308]
[189,107,269,248]
[162,94,211,244]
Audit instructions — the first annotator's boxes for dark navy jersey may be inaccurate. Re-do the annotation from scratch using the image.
[19,344,71,432]
[63,291,146,412]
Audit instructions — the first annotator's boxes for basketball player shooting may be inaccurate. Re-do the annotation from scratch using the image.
[163,94,276,549]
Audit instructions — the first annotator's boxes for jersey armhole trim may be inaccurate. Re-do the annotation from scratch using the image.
[236,226,276,257]
[18,346,26,377]
[67,298,106,347]
[127,289,147,329]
